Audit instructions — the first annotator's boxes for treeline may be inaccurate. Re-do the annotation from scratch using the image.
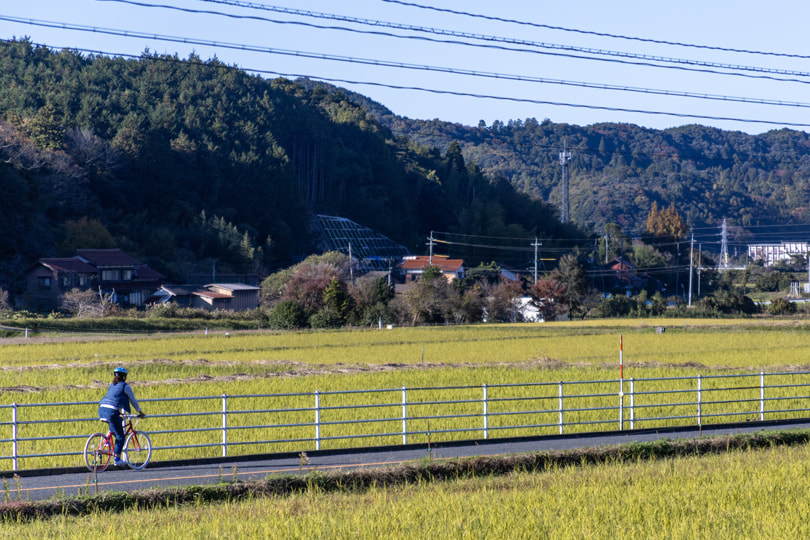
[0,39,577,297]
[4,247,804,333]
[378,113,810,236]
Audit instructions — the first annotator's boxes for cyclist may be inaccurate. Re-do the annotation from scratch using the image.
[98,366,145,466]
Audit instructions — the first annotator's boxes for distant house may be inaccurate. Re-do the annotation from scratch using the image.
[397,255,465,283]
[605,257,646,289]
[27,249,165,309]
[499,264,531,282]
[149,283,260,312]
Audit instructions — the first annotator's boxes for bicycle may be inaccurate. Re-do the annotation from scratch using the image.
[84,413,152,472]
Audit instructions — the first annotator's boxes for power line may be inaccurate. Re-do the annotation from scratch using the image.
[96,1,810,81]
[6,33,810,128]
[432,227,810,258]
[17,10,810,109]
[380,0,809,61]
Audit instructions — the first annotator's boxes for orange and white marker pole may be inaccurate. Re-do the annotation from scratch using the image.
[619,334,624,430]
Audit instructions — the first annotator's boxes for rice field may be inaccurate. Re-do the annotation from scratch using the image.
[3,319,810,470]
[3,442,810,539]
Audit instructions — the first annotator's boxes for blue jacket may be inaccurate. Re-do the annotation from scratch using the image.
[99,381,140,413]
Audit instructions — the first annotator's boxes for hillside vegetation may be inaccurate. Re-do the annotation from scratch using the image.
[5,38,810,309]
[380,114,810,235]
[0,39,573,294]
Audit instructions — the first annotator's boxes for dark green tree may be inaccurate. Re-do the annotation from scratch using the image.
[548,254,588,318]
[322,277,352,324]
[26,103,64,150]
[58,217,116,255]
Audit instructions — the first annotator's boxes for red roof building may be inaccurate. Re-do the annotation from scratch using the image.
[398,255,465,283]
[605,257,646,289]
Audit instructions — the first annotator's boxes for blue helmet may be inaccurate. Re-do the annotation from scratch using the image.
[113,367,128,375]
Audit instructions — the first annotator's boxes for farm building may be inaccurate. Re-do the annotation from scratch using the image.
[149,283,260,311]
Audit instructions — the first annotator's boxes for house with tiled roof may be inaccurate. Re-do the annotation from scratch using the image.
[397,255,465,283]
[605,257,647,289]
[27,249,165,310]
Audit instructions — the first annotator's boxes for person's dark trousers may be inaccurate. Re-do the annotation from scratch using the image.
[98,407,125,456]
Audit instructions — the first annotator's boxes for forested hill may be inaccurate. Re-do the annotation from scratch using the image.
[4,38,809,299]
[0,39,574,292]
[376,111,810,236]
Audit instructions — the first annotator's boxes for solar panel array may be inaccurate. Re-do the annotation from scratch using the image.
[316,215,410,272]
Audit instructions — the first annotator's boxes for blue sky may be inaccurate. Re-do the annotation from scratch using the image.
[3,0,810,134]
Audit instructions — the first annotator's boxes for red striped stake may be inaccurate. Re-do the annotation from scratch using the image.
[619,334,624,431]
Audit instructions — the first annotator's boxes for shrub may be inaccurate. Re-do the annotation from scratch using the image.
[755,271,783,292]
[60,288,106,318]
[309,306,343,329]
[768,297,796,315]
[0,287,9,311]
[267,300,308,330]
[595,294,633,317]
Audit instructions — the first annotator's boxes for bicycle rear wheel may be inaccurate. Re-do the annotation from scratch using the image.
[123,431,152,470]
[84,433,112,472]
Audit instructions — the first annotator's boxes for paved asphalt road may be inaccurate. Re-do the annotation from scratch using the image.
[6,419,810,502]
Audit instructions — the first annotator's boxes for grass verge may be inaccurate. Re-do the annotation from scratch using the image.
[3,429,808,523]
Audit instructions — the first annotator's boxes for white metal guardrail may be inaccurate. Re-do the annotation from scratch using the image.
[2,370,810,471]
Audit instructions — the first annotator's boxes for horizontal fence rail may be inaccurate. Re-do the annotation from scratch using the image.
[2,371,810,471]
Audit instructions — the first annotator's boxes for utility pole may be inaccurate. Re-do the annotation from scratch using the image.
[698,244,702,298]
[559,139,572,223]
[532,238,542,283]
[348,241,353,281]
[688,233,694,306]
[427,232,435,265]
[676,242,681,298]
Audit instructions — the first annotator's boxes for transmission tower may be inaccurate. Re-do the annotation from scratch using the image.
[559,139,572,223]
[720,219,729,269]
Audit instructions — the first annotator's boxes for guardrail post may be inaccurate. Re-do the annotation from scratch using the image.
[482,384,488,440]
[314,390,321,451]
[558,381,564,435]
[697,374,702,427]
[221,393,228,457]
[402,386,407,445]
[12,403,18,471]
[760,371,765,421]
[619,378,624,431]
[629,378,635,430]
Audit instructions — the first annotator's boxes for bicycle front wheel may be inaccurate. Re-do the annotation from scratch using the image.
[123,431,152,470]
[84,433,112,472]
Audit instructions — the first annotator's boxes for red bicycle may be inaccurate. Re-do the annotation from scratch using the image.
[84,413,152,472]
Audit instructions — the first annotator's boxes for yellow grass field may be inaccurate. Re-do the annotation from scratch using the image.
[2,319,810,470]
[3,443,810,538]
[3,319,810,534]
